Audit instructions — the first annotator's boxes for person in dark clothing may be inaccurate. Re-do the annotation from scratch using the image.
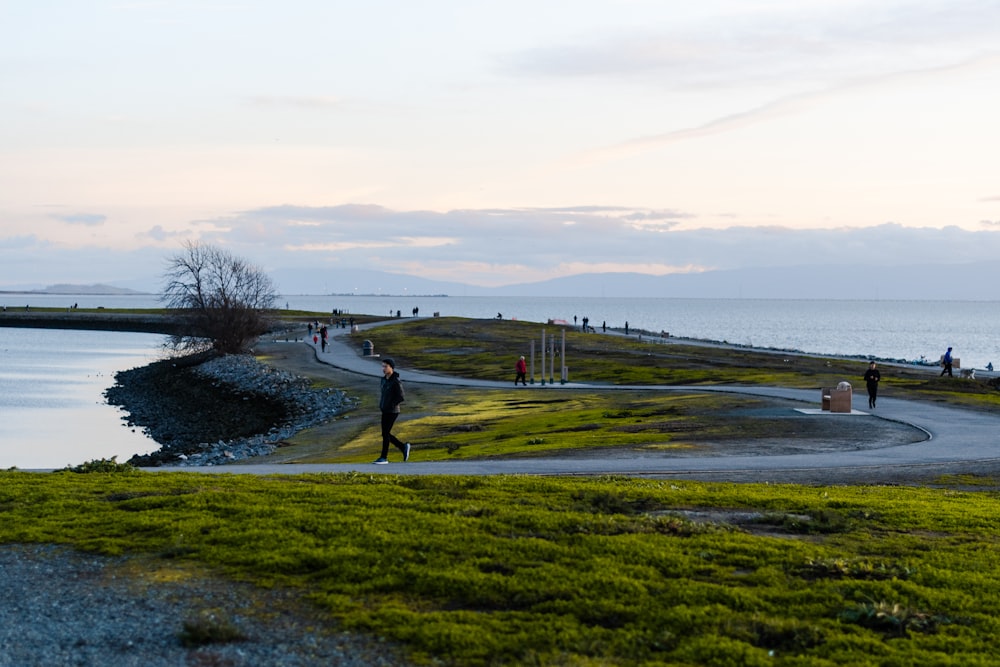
[514,355,527,386]
[940,347,954,377]
[374,358,410,464]
[863,361,881,409]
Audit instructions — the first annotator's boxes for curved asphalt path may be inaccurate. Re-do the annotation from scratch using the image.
[147,320,1000,478]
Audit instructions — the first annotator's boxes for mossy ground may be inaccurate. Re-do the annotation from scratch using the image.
[5,471,1000,665]
[311,389,923,464]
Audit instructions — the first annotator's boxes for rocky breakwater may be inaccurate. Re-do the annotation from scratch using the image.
[105,352,356,466]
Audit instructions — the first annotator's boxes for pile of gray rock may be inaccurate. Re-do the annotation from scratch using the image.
[105,353,356,467]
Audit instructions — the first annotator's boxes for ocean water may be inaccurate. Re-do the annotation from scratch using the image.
[288,295,1000,371]
[0,327,163,468]
[3,293,997,468]
[11,293,996,368]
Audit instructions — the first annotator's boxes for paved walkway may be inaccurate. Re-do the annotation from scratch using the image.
[150,321,1000,478]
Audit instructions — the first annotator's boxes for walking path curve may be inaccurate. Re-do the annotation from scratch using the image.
[153,321,1000,480]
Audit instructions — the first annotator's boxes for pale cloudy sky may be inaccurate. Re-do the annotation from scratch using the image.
[2,0,999,291]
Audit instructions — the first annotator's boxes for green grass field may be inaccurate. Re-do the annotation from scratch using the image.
[4,470,1000,665]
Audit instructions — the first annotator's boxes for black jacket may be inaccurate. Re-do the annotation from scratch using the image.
[379,372,405,414]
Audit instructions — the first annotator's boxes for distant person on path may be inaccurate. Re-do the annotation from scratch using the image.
[514,355,527,386]
[602,321,606,333]
[941,347,954,377]
[374,358,410,464]
[863,361,881,409]
[319,325,328,353]
[624,321,629,335]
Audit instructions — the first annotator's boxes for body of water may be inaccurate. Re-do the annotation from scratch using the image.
[6,292,999,368]
[0,327,163,468]
[293,295,999,371]
[2,292,997,468]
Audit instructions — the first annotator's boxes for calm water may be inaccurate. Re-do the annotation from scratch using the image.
[3,293,998,468]
[6,293,1000,367]
[0,328,163,468]
[289,295,1000,371]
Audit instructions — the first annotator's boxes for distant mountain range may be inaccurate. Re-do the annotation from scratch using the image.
[0,283,150,295]
[273,261,1000,301]
[7,261,999,301]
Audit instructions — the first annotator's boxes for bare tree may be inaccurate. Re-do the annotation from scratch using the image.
[162,241,279,354]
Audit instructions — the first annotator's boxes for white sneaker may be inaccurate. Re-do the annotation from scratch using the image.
[372,457,388,465]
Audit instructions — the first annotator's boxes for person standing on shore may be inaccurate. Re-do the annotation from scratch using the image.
[941,347,954,377]
[514,355,527,386]
[863,361,881,409]
[374,358,410,464]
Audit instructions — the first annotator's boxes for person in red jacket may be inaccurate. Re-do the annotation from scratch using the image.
[514,355,527,386]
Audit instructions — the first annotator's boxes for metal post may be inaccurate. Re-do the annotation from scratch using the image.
[529,339,535,385]
[561,329,567,384]
[540,329,546,386]
[549,336,556,384]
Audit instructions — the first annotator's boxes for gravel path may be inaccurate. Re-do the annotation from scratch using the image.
[0,544,408,667]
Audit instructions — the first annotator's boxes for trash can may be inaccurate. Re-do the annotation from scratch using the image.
[362,340,374,356]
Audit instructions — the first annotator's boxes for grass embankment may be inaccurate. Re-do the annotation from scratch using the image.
[272,317,988,464]
[5,470,1000,665]
[356,317,1000,409]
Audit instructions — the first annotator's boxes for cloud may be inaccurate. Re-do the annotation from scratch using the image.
[184,206,1000,287]
[246,95,345,110]
[0,235,40,250]
[140,225,189,241]
[503,1,1000,87]
[3,206,1000,292]
[568,51,1000,168]
[53,213,107,226]
[287,237,457,252]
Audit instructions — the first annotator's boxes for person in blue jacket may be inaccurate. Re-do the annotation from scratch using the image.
[940,347,954,377]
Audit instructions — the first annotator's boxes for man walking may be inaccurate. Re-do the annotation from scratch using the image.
[374,358,410,464]
[941,347,954,378]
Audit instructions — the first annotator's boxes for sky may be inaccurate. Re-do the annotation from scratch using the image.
[2,0,1000,293]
